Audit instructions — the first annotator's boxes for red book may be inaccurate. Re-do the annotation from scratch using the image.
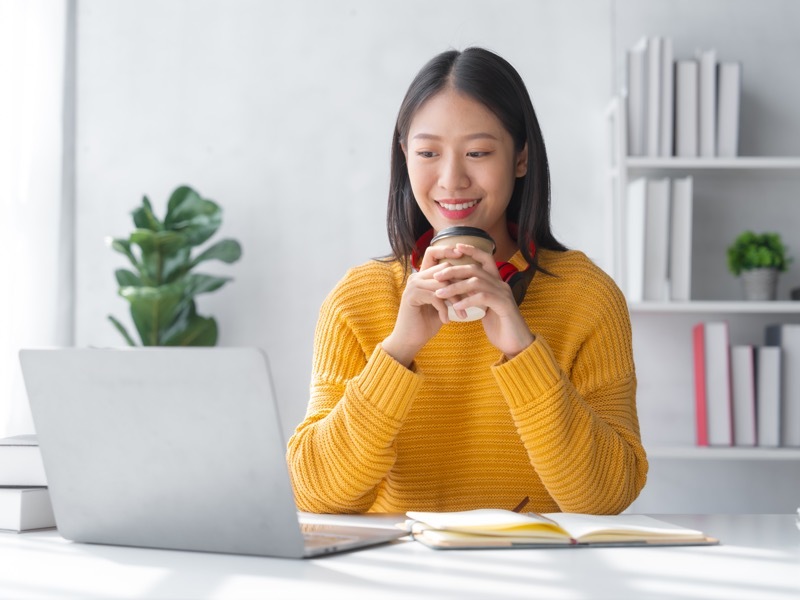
[692,321,733,447]
[693,323,709,446]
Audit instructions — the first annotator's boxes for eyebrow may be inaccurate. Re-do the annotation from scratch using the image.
[410,132,499,141]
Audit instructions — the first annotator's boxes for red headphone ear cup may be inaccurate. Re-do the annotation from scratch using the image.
[497,262,533,306]
[497,262,518,283]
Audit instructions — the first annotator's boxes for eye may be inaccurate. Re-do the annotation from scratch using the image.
[416,151,437,158]
[467,151,491,158]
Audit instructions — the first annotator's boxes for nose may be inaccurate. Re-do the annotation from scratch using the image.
[438,154,470,191]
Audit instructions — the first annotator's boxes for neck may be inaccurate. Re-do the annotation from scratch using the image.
[488,225,519,263]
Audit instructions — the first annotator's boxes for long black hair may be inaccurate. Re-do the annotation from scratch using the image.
[386,47,566,273]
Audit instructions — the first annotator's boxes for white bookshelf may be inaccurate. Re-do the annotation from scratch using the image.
[610,0,800,515]
[606,96,800,295]
[646,446,800,460]
[607,96,800,468]
[626,156,800,170]
[629,301,800,314]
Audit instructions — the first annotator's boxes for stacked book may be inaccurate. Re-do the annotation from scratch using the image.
[0,434,55,532]
[625,176,693,302]
[625,35,741,158]
[692,322,800,448]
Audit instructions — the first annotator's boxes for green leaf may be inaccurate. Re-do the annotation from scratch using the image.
[162,247,192,283]
[108,237,141,271]
[162,311,218,346]
[107,315,137,346]
[129,229,190,285]
[119,284,185,346]
[182,273,232,296]
[159,301,193,343]
[190,239,242,268]
[131,195,163,231]
[114,269,141,287]
[163,186,222,246]
[129,229,187,253]
[727,231,792,276]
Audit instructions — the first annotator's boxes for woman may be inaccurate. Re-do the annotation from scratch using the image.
[287,47,647,514]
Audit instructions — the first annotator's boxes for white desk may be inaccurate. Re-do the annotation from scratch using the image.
[1,514,799,599]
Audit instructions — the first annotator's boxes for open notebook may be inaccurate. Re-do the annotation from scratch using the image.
[406,509,719,549]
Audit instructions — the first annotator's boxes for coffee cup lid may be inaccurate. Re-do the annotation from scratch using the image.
[430,227,496,254]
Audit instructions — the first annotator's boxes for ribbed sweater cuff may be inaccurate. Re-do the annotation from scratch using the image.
[355,345,422,421]
[492,337,562,409]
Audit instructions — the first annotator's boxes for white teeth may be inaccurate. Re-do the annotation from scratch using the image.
[440,200,477,211]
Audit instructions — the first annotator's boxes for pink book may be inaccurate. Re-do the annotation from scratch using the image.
[693,323,709,446]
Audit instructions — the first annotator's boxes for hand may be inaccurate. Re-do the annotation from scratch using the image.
[433,244,535,358]
[382,244,468,367]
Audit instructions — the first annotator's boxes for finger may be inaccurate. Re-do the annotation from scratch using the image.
[453,286,516,315]
[435,277,483,300]
[412,261,452,283]
[419,244,465,270]
[455,243,500,276]
[452,291,489,311]
[453,302,469,321]
[434,262,496,284]
[434,298,450,324]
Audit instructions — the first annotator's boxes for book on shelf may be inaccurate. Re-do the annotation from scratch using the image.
[405,509,718,549]
[659,37,674,157]
[643,177,671,301]
[765,324,800,447]
[716,61,742,158]
[625,35,675,158]
[0,487,55,532]
[625,177,647,302]
[625,37,648,157]
[668,176,693,301]
[674,59,699,157]
[697,48,718,157]
[0,434,47,486]
[645,36,662,157]
[692,321,733,446]
[730,345,757,446]
[625,177,671,302]
[756,346,781,448]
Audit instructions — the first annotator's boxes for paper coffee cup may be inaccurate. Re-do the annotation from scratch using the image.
[429,227,496,322]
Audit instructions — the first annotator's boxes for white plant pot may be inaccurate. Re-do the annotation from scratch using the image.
[740,268,779,301]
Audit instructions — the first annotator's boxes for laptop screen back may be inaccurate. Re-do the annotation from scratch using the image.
[20,347,307,558]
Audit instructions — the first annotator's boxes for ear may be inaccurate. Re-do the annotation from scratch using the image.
[514,143,528,178]
[400,140,408,159]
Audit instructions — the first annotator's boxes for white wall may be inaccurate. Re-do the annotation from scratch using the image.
[73,1,800,513]
[74,0,612,434]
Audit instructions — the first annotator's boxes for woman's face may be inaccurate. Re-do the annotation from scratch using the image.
[403,87,527,244]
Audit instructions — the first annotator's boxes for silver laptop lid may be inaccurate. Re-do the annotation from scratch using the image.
[20,347,307,558]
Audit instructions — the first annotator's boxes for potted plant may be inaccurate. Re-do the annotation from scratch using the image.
[727,231,791,301]
[107,185,242,345]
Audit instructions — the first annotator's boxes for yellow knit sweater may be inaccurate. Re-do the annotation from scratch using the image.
[287,248,648,514]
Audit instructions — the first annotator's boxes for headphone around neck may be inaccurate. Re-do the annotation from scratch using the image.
[410,223,536,306]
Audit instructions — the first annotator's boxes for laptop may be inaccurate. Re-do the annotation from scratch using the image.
[18,347,407,558]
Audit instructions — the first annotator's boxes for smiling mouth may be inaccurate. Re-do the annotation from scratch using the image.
[436,199,480,211]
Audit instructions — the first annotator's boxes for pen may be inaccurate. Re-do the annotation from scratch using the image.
[512,496,530,513]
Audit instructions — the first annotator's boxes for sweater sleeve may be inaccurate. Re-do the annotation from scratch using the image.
[491,277,648,515]
[286,284,422,513]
